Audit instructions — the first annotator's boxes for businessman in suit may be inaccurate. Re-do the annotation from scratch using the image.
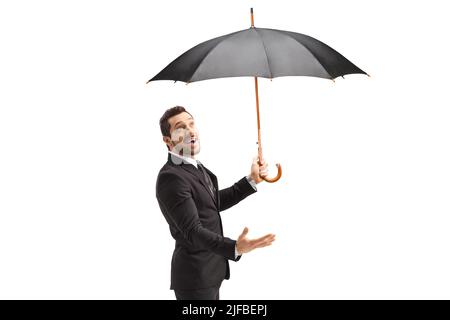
[156,106,276,300]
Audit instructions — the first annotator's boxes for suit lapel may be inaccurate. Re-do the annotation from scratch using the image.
[168,153,217,206]
[183,164,218,206]
[202,165,219,203]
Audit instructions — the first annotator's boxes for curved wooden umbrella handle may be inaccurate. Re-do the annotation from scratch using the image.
[253,74,282,184]
[259,161,282,183]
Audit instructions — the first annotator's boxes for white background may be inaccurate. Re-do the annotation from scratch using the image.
[1,0,449,299]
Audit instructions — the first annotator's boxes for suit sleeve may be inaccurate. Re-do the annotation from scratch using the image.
[157,172,237,261]
[219,177,257,212]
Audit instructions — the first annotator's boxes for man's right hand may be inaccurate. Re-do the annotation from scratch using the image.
[236,227,276,255]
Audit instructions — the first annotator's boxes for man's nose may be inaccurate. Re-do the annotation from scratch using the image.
[182,130,195,142]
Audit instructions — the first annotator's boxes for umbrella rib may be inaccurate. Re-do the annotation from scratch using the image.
[188,41,224,83]
[253,28,273,78]
[188,29,246,82]
[272,29,333,80]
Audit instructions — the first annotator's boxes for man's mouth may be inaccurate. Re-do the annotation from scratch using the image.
[187,137,197,146]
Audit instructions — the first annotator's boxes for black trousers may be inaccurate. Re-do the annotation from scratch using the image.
[174,283,221,300]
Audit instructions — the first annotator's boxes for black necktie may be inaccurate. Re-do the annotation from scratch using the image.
[197,163,216,198]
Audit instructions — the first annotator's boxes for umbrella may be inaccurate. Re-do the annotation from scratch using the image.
[148,8,368,182]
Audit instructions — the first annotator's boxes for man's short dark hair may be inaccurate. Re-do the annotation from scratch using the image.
[159,106,193,137]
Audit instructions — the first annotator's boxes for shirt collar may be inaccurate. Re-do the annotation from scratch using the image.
[168,150,199,168]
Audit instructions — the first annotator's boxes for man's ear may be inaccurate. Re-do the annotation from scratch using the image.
[163,136,173,150]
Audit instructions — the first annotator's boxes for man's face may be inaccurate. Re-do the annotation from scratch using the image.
[164,112,200,157]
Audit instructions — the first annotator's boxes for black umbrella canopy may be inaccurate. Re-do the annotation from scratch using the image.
[149,27,367,83]
[149,8,368,183]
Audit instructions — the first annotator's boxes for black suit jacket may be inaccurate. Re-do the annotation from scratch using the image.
[156,153,256,290]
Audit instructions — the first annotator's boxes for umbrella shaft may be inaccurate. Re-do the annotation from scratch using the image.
[254,77,263,162]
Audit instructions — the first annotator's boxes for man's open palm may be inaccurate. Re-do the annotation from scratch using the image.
[236,227,276,255]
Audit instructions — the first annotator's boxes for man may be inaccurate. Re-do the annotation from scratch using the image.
[156,106,275,300]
